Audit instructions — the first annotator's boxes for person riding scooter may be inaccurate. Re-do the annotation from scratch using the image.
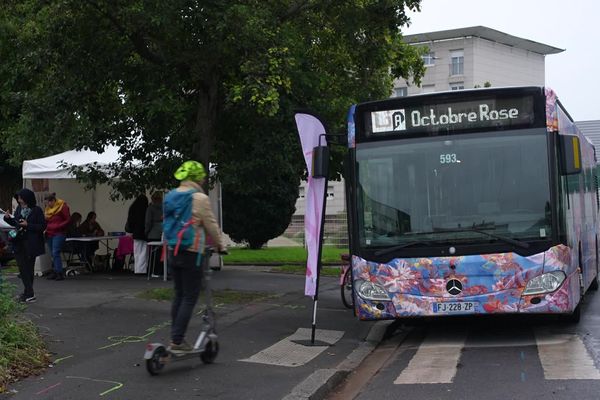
[163,160,227,353]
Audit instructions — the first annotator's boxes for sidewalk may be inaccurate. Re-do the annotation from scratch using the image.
[2,267,387,400]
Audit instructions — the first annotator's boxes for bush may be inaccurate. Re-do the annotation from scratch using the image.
[0,284,48,393]
[217,107,302,249]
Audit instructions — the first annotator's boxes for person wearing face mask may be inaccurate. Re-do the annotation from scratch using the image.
[3,189,46,302]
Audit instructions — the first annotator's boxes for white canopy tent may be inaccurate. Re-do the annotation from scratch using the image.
[22,146,123,179]
[22,147,224,274]
[22,146,133,235]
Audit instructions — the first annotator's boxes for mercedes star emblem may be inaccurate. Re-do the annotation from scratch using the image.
[446,279,463,296]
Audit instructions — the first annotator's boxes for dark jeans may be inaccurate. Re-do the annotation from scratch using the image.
[170,250,203,344]
[14,250,35,297]
[46,235,66,273]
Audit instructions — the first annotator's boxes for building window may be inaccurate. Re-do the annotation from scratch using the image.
[450,50,464,76]
[422,84,435,93]
[422,52,436,66]
[450,82,464,91]
[393,87,407,97]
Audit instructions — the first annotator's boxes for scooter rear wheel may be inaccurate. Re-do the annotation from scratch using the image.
[201,340,219,364]
[146,346,167,375]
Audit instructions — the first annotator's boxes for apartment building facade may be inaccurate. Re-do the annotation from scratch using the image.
[394,26,563,96]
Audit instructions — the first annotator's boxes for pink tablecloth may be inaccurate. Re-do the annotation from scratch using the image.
[116,235,134,258]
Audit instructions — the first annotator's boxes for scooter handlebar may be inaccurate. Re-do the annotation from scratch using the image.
[204,246,228,256]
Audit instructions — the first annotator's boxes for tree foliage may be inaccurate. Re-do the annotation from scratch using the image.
[0,0,425,245]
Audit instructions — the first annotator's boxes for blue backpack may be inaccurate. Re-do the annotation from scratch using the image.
[163,189,202,255]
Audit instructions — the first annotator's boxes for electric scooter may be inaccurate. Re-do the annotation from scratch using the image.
[144,247,224,375]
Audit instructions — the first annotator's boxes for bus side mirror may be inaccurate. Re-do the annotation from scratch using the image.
[312,145,329,178]
[559,135,582,175]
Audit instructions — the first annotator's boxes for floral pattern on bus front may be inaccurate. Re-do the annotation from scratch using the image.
[353,245,579,320]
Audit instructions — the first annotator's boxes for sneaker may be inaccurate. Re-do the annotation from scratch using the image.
[25,295,36,303]
[46,272,56,280]
[168,341,193,353]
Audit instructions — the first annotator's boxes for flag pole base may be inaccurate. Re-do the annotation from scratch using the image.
[291,339,331,347]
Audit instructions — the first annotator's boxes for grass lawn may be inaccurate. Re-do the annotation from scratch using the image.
[1,265,18,274]
[1,259,18,274]
[223,246,348,265]
[271,265,340,277]
[137,288,275,303]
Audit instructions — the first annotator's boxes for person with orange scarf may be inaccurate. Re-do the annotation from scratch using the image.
[44,193,71,280]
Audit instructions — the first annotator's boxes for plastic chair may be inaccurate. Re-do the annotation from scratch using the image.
[61,241,92,276]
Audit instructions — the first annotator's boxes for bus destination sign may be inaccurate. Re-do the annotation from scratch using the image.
[369,96,535,135]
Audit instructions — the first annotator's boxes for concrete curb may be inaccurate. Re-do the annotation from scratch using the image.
[282,320,393,400]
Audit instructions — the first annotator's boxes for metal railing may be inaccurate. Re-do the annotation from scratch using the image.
[280,213,348,248]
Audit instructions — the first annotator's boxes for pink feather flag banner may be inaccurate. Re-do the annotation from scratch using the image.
[294,113,328,296]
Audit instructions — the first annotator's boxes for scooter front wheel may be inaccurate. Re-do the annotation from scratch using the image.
[146,346,167,375]
[200,340,219,364]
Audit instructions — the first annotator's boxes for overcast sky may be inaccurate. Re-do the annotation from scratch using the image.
[403,0,599,121]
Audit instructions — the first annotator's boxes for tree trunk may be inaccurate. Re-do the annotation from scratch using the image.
[192,73,219,172]
[0,169,21,211]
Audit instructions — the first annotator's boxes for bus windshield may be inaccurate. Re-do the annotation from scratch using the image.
[356,128,553,249]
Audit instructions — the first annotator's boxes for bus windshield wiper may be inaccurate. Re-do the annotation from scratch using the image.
[431,226,530,249]
[372,224,528,257]
[374,241,431,256]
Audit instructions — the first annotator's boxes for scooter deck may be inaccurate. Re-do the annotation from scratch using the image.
[164,347,205,359]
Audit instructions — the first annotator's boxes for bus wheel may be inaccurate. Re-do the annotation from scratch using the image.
[592,236,600,291]
[561,304,581,324]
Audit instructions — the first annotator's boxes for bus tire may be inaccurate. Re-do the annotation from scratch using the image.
[561,304,581,324]
[591,236,600,291]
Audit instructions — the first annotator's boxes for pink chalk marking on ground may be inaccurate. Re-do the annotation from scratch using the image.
[35,382,62,395]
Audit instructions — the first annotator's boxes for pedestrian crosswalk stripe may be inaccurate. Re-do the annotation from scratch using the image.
[394,330,467,384]
[240,328,344,367]
[535,330,600,380]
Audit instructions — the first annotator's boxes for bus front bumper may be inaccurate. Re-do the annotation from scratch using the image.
[355,273,579,321]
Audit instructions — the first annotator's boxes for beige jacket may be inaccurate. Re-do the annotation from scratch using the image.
[175,180,225,253]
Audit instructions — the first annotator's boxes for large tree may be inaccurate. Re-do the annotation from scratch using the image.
[0,1,424,184]
[0,1,425,243]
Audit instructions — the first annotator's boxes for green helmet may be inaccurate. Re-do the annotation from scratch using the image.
[174,160,206,182]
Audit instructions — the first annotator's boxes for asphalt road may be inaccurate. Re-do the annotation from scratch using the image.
[329,288,600,400]
[2,267,373,400]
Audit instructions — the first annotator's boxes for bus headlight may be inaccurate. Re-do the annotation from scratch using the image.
[523,271,566,296]
[356,280,390,301]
